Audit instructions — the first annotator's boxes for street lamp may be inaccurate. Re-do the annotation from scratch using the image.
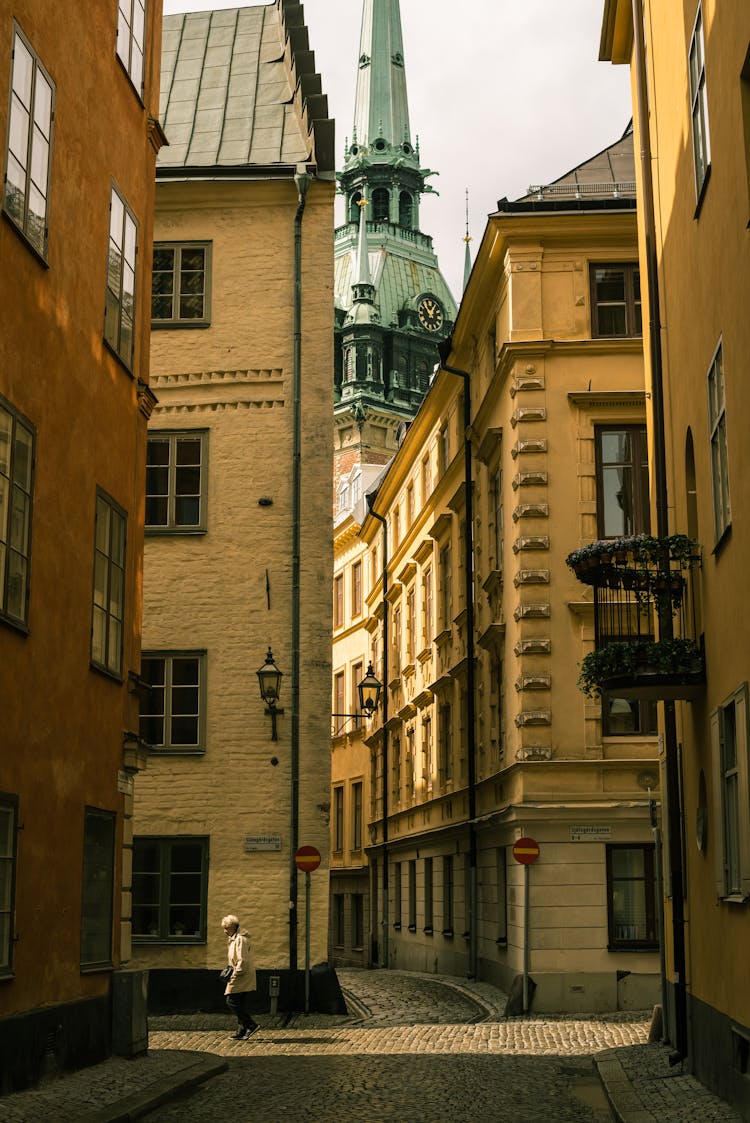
[257,647,284,741]
[331,662,382,725]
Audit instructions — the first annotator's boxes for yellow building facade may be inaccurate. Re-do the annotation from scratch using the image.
[602,1,750,1114]
[333,133,665,1012]
[132,2,336,1012]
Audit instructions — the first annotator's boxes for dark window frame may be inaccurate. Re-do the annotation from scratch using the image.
[333,893,345,946]
[351,893,364,949]
[351,781,363,851]
[90,488,127,679]
[442,854,454,935]
[408,859,417,931]
[80,808,116,971]
[132,835,209,944]
[707,341,731,544]
[0,394,35,631]
[3,23,55,260]
[151,241,212,328]
[333,785,344,853]
[606,842,658,951]
[423,856,434,933]
[139,649,207,752]
[0,794,18,977]
[146,430,208,534]
[590,262,642,339]
[595,424,650,539]
[351,560,362,618]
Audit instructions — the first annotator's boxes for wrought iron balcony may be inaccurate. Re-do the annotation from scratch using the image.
[566,534,705,701]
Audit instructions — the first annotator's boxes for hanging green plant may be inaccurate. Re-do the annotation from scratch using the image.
[577,638,703,698]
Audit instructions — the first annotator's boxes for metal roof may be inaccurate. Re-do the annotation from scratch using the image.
[518,123,636,204]
[158,5,320,172]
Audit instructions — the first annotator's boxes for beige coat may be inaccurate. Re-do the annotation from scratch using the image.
[224,928,257,995]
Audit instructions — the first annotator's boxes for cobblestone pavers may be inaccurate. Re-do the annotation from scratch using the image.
[0,969,742,1122]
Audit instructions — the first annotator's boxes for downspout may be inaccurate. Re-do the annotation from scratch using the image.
[367,500,389,968]
[438,342,478,980]
[631,0,688,1063]
[290,165,311,976]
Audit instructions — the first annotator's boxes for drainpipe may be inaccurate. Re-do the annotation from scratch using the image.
[631,0,688,1063]
[290,165,311,976]
[367,500,389,968]
[438,342,478,980]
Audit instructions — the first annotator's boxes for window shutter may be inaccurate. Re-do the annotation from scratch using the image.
[736,686,750,898]
[709,707,725,898]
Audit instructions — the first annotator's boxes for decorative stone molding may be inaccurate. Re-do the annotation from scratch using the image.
[510,438,548,458]
[512,502,549,522]
[137,380,157,419]
[510,407,547,428]
[513,535,550,553]
[515,674,551,692]
[515,745,553,761]
[510,372,545,397]
[513,603,550,621]
[514,710,552,727]
[514,638,552,655]
[513,570,550,587]
[512,471,548,490]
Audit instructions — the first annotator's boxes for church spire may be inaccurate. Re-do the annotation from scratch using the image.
[463,189,473,293]
[352,198,375,304]
[353,0,411,150]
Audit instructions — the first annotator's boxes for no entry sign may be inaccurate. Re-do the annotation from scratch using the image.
[295,845,321,873]
[512,837,540,865]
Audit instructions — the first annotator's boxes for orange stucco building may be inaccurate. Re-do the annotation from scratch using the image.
[0,0,162,1091]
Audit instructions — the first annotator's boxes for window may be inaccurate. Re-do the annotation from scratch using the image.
[372,187,389,223]
[352,782,363,851]
[496,848,507,944]
[104,185,138,369]
[140,651,206,751]
[590,264,641,338]
[0,796,18,975]
[603,694,658,737]
[688,3,711,200]
[333,574,344,629]
[707,344,731,542]
[424,857,433,932]
[146,431,207,532]
[406,483,414,528]
[406,586,416,662]
[439,543,452,629]
[595,426,650,538]
[423,566,433,647]
[422,717,433,796]
[393,861,402,928]
[438,703,452,785]
[116,0,146,94]
[152,243,211,327]
[392,605,401,675]
[408,860,417,930]
[333,786,344,852]
[393,506,400,547]
[333,670,345,736]
[490,654,504,759]
[0,398,34,628]
[392,736,401,806]
[442,855,453,934]
[351,560,362,618]
[3,26,54,257]
[81,809,115,969]
[606,844,658,949]
[351,661,363,724]
[91,491,126,676]
[132,836,209,942]
[333,894,345,946]
[711,685,750,899]
[399,191,413,229]
[440,425,450,473]
[352,894,364,948]
[421,455,432,503]
[405,726,415,801]
[491,468,503,569]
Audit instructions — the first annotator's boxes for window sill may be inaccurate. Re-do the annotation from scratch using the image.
[607,943,658,953]
[2,207,49,266]
[441,928,454,939]
[133,936,206,945]
[0,610,29,636]
[495,937,507,947]
[80,962,114,974]
[151,320,211,331]
[423,926,434,935]
[693,163,712,220]
[711,522,732,558]
[90,661,125,685]
[145,526,207,537]
[393,922,402,931]
[407,924,417,933]
[148,748,206,756]
[0,970,15,982]
[720,894,749,906]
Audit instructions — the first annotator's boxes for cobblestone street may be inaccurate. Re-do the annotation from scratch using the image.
[0,970,742,1122]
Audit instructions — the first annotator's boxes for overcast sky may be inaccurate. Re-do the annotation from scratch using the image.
[162,0,632,298]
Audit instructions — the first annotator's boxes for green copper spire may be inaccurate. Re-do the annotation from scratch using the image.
[463,189,473,293]
[353,0,411,151]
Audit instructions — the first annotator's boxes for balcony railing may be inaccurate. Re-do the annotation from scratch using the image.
[567,534,705,701]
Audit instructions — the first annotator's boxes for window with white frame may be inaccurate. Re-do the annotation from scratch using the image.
[707,344,731,542]
[3,25,54,257]
[116,0,146,94]
[0,796,18,975]
[152,243,211,326]
[140,651,206,751]
[91,490,126,676]
[688,2,711,199]
[0,398,34,628]
[711,685,750,899]
[146,431,207,532]
[104,185,138,369]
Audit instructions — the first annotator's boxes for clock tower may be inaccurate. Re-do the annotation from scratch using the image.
[334,0,457,498]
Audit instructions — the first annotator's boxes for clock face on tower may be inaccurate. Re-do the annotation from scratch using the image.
[417,296,444,333]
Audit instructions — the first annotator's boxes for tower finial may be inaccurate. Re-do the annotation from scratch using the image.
[463,188,473,293]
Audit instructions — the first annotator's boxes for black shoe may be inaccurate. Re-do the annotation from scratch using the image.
[230,1029,247,1040]
[245,1024,260,1037]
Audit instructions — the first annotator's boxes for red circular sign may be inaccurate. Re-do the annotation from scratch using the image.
[512,837,540,865]
[295,845,321,872]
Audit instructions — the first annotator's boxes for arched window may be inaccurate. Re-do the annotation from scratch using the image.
[349,191,362,223]
[372,188,389,223]
[399,191,413,228]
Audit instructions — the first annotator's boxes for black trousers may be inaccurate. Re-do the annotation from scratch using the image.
[226,991,257,1031]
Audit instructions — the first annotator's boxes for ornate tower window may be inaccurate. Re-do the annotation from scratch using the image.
[349,191,362,223]
[399,191,413,229]
[372,187,389,222]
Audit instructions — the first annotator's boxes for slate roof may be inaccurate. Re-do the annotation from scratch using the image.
[158,4,333,174]
[518,122,636,203]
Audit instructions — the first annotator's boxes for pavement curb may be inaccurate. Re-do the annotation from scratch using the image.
[595,1051,657,1123]
[82,1056,228,1122]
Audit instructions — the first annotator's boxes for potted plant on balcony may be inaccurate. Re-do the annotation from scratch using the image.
[577,637,704,700]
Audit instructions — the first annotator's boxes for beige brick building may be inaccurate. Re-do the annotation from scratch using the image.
[132,2,335,1009]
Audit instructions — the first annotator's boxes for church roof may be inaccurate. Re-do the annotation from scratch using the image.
[352,0,411,150]
[157,3,333,175]
[334,231,457,324]
[516,123,636,205]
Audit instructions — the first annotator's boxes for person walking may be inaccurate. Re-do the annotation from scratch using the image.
[221,914,259,1039]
